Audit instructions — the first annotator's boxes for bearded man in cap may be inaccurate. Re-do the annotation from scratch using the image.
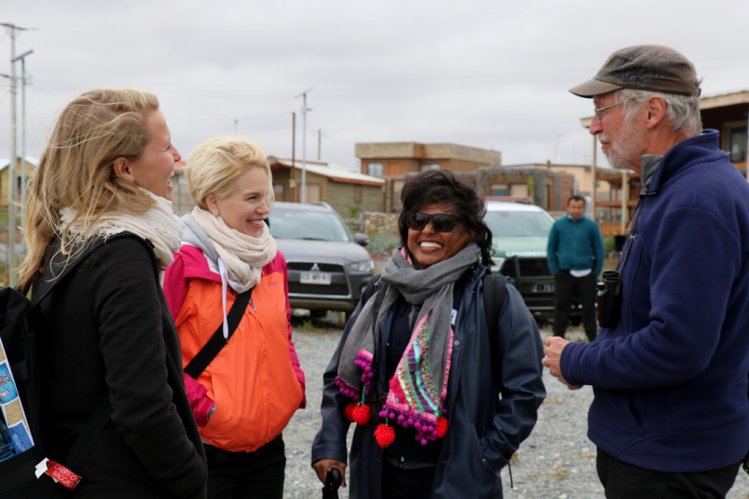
[542,45,749,497]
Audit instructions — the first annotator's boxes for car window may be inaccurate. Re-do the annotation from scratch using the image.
[484,210,553,237]
[269,209,352,242]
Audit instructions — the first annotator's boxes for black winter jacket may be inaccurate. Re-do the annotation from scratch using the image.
[312,264,545,498]
[34,235,207,499]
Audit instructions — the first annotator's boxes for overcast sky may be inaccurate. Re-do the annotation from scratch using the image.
[2,0,749,172]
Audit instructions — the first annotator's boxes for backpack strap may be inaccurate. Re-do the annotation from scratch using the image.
[183,288,253,378]
[482,272,507,367]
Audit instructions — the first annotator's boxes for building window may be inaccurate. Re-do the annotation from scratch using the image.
[273,183,284,201]
[726,123,747,163]
[489,183,530,199]
[510,184,529,197]
[490,184,509,196]
[354,185,363,203]
[420,163,440,172]
[367,162,383,177]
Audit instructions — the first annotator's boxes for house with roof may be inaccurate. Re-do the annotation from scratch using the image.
[268,157,385,216]
[0,156,37,208]
[355,142,504,212]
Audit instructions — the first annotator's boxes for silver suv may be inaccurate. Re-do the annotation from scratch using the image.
[268,202,374,318]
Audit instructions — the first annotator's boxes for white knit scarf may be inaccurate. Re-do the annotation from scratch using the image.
[189,207,277,292]
[59,190,182,269]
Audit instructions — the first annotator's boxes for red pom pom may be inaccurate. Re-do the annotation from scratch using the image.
[436,417,448,438]
[344,403,356,423]
[352,404,371,426]
[374,423,396,448]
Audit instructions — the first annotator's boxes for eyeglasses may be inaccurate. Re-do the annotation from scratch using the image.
[407,212,461,232]
[594,101,623,122]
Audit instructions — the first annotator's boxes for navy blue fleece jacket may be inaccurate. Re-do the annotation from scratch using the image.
[561,130,749,472]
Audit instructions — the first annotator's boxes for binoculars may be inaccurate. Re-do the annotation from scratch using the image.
[597,270,622,328]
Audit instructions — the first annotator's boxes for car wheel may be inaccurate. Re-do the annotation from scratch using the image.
[309,309,328,319]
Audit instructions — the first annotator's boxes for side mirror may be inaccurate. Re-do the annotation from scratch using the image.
[353,233,369,247]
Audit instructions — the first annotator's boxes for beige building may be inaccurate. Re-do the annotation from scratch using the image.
[0,157,37,208]
[355,142,502,178]
[356,142,503,212]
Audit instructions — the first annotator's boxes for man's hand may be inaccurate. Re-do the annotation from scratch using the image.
[542,336,582,390]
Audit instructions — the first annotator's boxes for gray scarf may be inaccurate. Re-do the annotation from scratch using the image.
[337,243,480,440]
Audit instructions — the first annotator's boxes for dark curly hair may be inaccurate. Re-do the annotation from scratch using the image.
[398,170,493,266]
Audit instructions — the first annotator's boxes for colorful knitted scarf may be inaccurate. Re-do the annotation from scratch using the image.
[337,243,480,444]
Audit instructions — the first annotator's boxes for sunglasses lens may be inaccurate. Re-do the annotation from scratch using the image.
[408,212,458,232]
[408,212,428,230]
[431,215,457,232]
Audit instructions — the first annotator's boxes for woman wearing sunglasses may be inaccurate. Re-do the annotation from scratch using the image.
[311,169,546,498]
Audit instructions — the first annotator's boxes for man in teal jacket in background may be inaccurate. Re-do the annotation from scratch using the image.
[547,194,604,342]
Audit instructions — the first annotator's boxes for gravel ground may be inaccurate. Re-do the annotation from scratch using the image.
[283,321,749,498]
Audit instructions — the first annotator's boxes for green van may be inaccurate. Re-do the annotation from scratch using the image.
[484,201,576,326]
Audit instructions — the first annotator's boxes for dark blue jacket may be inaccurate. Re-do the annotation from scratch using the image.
[547,215,604,276]
[561,130,749,472]
[311,264,545,498]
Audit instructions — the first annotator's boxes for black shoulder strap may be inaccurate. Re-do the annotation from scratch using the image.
[483,273,507,362]
[183,288,253,378]
[31,234,134,306]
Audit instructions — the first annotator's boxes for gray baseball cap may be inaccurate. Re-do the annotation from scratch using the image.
[570,45,701,98]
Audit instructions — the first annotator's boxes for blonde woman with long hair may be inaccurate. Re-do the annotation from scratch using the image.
[19,89,207,499]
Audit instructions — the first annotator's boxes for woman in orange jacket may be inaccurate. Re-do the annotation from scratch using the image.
[163,137,305,499]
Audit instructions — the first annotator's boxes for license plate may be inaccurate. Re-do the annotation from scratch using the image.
[533,283,554,293]
[300,271,332,285]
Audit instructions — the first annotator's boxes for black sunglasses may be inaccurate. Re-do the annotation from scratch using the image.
[407,212,461,233]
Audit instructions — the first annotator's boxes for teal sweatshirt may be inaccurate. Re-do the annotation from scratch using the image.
[546,215,604,276]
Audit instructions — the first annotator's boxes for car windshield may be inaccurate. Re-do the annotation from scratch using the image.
[269,208,352,242]
[484,210,553,237]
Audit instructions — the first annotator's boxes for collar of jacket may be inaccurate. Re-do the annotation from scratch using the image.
[642,129,722,197]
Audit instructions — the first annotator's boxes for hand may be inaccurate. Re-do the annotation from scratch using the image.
[542,336,582,390]
[312,459,347,488]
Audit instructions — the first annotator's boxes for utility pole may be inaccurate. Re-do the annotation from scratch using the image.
[13,49,32,226]
[317,129,322,160]
[291,112,296,167]
[2,23,29,287]
[295,88,312,203]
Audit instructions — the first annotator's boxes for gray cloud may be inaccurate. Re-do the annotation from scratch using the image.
[3,0,748,171]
